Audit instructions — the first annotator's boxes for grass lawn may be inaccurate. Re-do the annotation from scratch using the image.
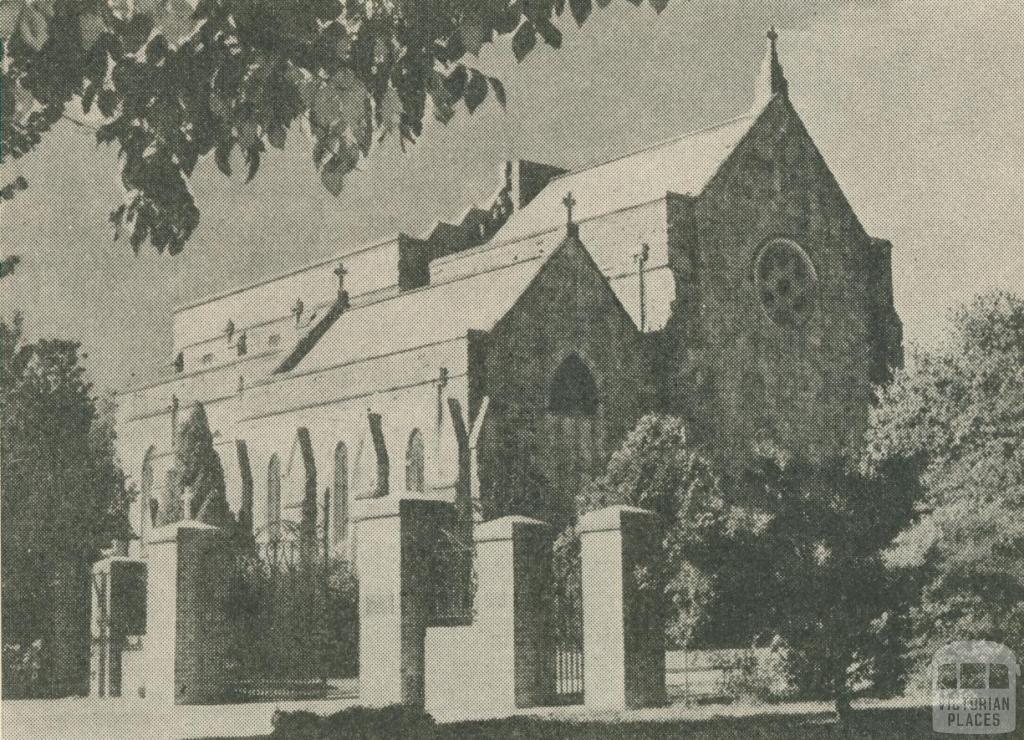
[207,705,939,739]
[451,707,936,739]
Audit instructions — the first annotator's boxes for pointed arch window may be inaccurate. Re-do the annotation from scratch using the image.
[405,429,425,493]
[333,442,349,540]
[267,454,281,542]
[549,354,599,416]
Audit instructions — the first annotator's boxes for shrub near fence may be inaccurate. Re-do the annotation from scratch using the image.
[667,643,795,704]
[1,640,44,699]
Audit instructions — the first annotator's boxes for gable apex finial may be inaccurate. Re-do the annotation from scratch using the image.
[562,191,579,237]
[563,191,576,225]
[752,25,789,112]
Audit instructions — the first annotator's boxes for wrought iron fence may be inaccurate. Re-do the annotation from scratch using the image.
[551,527,584,703]
[427,527,475,626]
[224,524,359,702]
[257,538,312,570]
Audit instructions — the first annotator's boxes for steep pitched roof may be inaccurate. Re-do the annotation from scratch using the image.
[284,257,547,375]
[489,111,760,247]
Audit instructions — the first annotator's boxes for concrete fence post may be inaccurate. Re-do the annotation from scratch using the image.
[424,515,553,720]
[89,556,147,698]
[353,496,455,706]
[579,505,666,709]
[145,522,230,705]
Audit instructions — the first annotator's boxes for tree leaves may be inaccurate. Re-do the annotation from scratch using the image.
[463,69,489,113]
[0,254,21,277]
[535,17,563,49]
[309,68,371,192]
[266,123,286,150]
[15,0,52,50]
[0,175,28,199]
[569,0,592,26]
[512,19,536,62]
[489,77,507,108]
[2,0,668,254]
[869,290,1024,658]
[1,315,133,658]
[214,138,233,176]
[320,143,358,197]
[77,10,105,50]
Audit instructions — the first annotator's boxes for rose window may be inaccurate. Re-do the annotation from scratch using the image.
[755,239,817,326]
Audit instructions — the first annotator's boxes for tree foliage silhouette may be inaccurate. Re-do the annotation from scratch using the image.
[0,313,132,695]
[1,0,669,253]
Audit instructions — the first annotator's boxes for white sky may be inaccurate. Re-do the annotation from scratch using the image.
[1,0,1022,392]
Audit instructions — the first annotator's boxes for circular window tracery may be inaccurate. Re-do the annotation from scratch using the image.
[755,238,817,327]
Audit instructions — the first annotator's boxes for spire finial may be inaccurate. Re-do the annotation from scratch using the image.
[562,191,579,237]
[562,191,576,226]
[751,26,789,111]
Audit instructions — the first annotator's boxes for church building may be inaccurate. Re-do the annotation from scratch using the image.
[116,31,902,556]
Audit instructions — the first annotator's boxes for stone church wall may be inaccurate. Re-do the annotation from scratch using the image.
[478,238,649,528]
[662,95,899,468]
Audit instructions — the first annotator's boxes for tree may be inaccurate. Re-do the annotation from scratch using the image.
[580,415,925,719]
[578,415,768,649]
[739,446,924,720]
[867,290,1024,659]
[167,401,234,528]
[1,0,669,254]
[0,313,132,696]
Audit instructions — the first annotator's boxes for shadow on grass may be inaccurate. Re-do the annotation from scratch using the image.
[447,706,934,739]
[205,704,936,739]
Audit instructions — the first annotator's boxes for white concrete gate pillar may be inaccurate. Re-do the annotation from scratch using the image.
[424,515,554,720]
[89,556,147,698]
[354,497,454,706]
[145,522,230,705]
[579,505,666,709]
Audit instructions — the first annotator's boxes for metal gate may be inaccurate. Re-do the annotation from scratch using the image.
[91,571,110,696]
[427,527,474,627]
[224,516,359,702]
[551,531,584,703]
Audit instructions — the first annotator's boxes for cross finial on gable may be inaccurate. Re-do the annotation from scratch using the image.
[752,26,789,111]
[333,262,351,309]
[562,191,577,226]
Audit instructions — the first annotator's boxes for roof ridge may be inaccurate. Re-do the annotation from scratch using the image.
[544,110,759,184]
[269,253,549,378]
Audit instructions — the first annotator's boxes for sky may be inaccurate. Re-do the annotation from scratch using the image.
[2,0,1023,395]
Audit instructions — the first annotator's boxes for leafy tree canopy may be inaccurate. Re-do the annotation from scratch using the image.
[0,313,132,694]
[578,415,764,648]
[1,0,668,254]
[171,401,234,527]
[868,290,1024,656]
[739,445,924,715]
[580,415,925,717]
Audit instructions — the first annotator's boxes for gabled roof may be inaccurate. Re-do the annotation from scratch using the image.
[284,256,547,375]
[488,110,761,247]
